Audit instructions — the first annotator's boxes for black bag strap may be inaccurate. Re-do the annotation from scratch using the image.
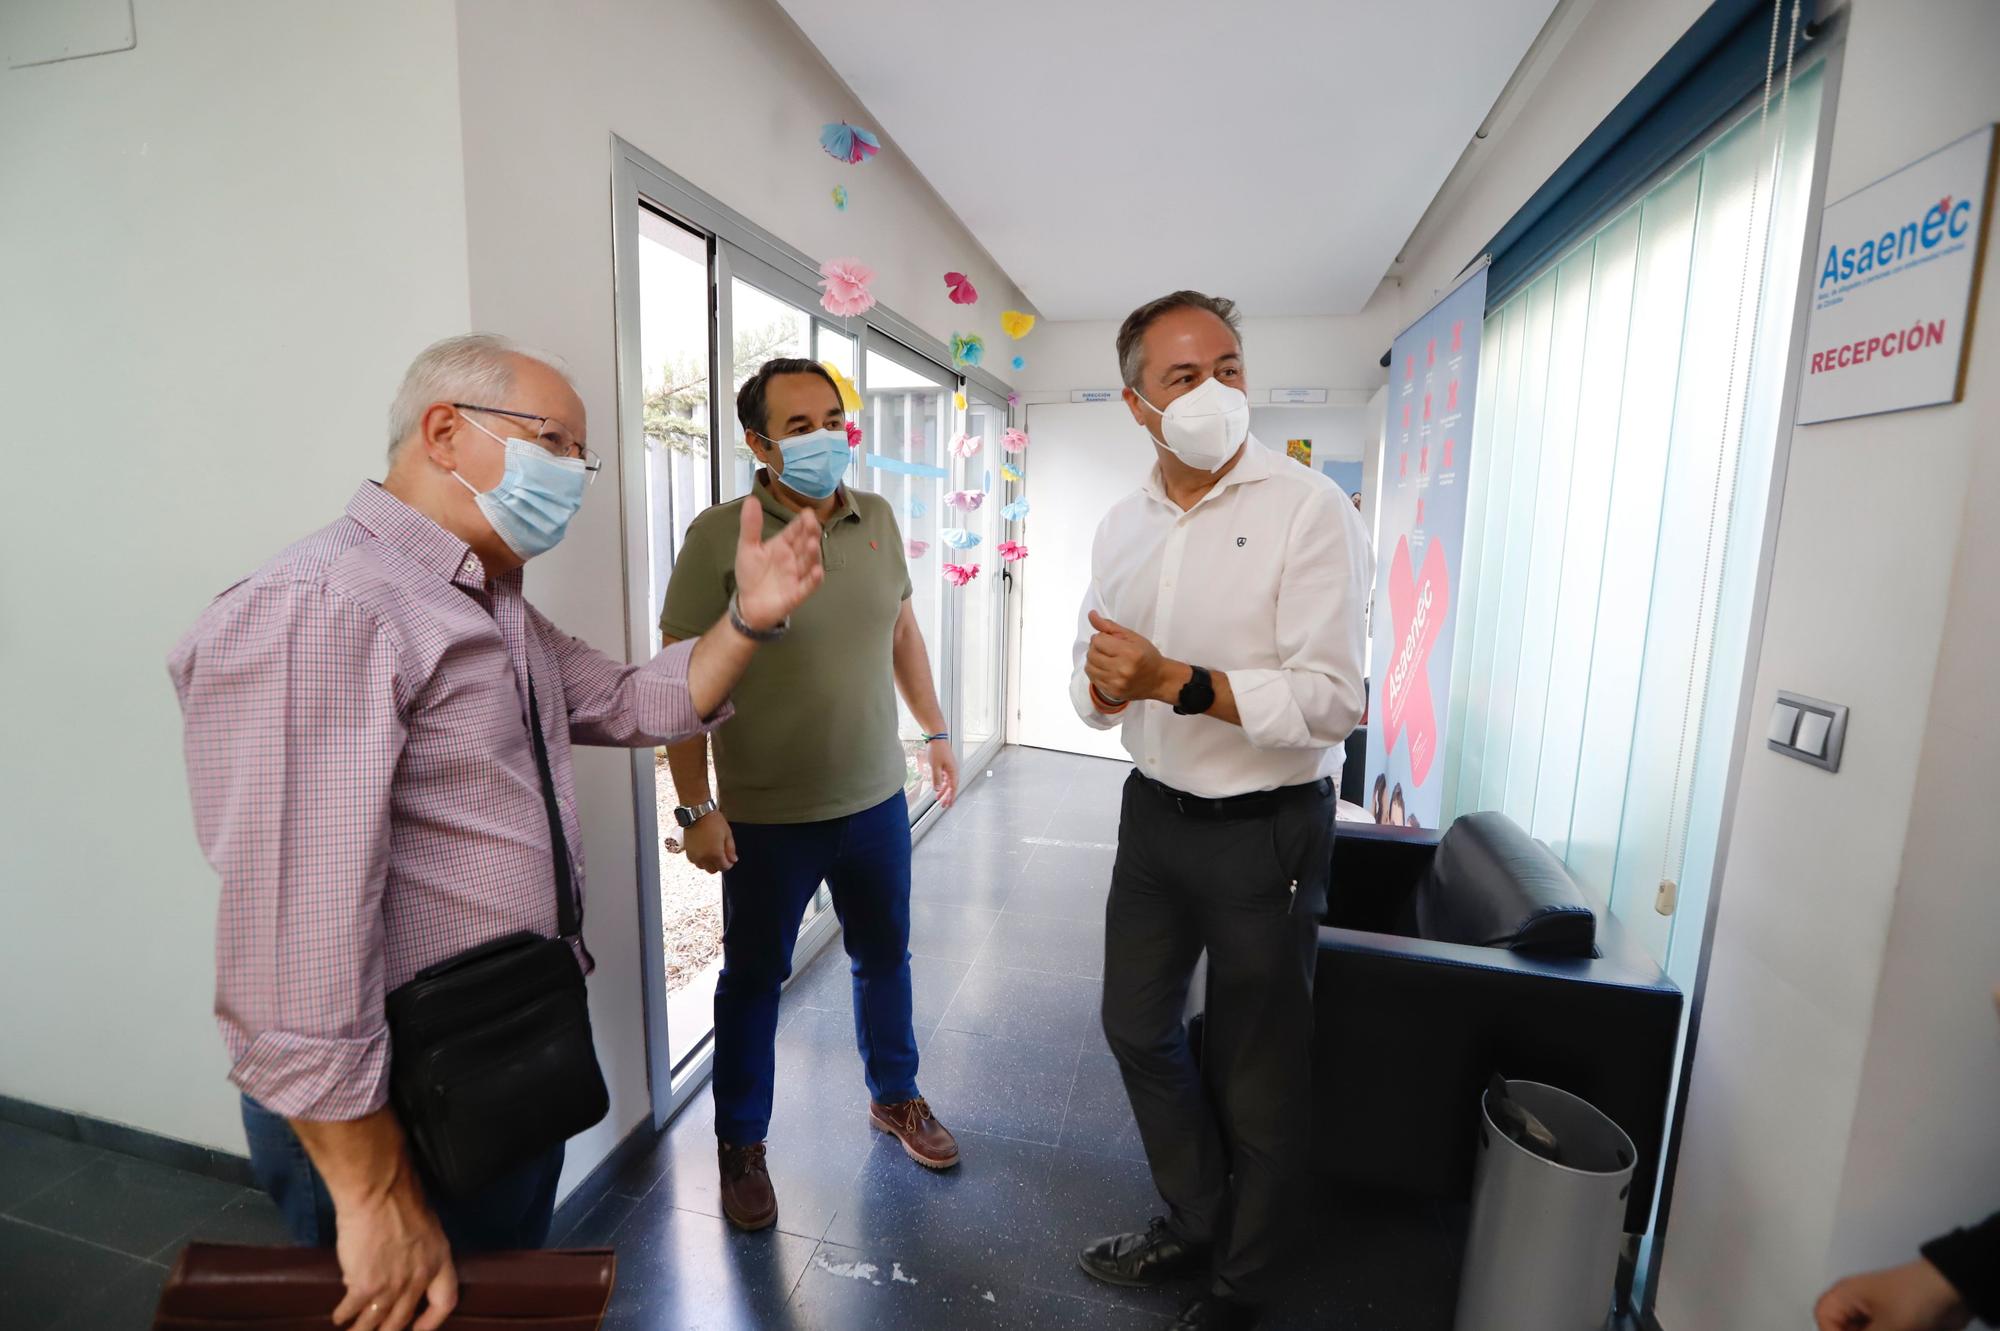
[525,673,579,941]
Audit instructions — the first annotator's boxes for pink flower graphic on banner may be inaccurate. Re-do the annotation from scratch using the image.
[1442,437,1455,469]
[1380,535,1451,788]
[845,421,863,448]
[817,257,877,317]
[1001,427,1029,454]
[997,540,1028,563]
[943,562,980,586]
[1451,319,1464,353]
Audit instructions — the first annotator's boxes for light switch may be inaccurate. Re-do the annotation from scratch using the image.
[1767,702,1800,746]
[1771,689,1849,773]
[1796,710,1832,757]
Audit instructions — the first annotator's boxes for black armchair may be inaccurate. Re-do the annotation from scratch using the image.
[1309,812,1683,1234]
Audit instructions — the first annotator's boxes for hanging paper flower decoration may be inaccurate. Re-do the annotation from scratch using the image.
[1000,498,1030,522]
[943,562,980,587]
[818,258,877,318]
[942,528,981,550]
[1001,427,1029,454]
[1007,392,1020,407]
[998,540,1029,563]
[944,271,979,304]
[950,432,981,459]
[819,360,861,412]
[845,421,863,448]
[1000,310,1036,339]
[983,468,992,492]
[945,490,985,511]
[1001,463,1023,483]
[1011,355,1026,371]
[831,184,848,211]
[952,390,966,411]
[906,539,930,559]
[819,122,881,164]
[907,496,928,519]
[951,332,984,368]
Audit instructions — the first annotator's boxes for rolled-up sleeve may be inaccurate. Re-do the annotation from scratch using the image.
[170,579,404,1120]
[530,606,734,748]
[1069,522,1126,731]
[1229,490,1373,751]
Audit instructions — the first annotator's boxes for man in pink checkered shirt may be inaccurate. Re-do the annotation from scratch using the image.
[169,335,826,1331]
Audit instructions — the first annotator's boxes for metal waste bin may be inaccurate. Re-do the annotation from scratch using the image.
[1452,1079,1637,1331]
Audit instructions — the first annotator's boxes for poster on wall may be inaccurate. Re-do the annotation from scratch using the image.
[1797,124,1995,424]
[1362,266,1487,830]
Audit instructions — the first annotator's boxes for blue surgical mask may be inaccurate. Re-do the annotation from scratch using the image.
[454,415,593,559]
[760,427,850,501]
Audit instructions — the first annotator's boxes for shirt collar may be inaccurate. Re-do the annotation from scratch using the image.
[345,482,490,590]
[755,469,860,526]
[1141,434,1273,513]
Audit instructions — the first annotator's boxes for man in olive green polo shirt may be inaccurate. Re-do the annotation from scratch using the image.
[658,357,961,1232]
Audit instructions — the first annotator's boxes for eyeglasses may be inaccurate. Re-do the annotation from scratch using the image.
[453,404,601,476]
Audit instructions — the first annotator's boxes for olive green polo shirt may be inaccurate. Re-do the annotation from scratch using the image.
[659,472,913,825]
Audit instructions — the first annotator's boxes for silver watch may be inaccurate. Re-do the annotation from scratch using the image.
[674,798,718,829]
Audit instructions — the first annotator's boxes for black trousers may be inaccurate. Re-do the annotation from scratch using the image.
[1101,772,1332,1305]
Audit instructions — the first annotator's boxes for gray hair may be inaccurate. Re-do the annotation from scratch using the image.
[386,333,574,460]
[1114,290,1243,390]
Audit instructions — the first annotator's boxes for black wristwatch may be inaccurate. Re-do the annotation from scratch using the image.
[1173,665,1216,716]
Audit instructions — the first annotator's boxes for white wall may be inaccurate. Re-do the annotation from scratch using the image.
[1659,1,2000,1324]
[0,0,472,1152]
[450,0,1033,1195]
[1016,298,1399,401]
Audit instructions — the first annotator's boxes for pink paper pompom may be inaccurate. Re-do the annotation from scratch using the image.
[950,432,982,459]
[998,540,1028,563]
[818,257,877,317]
[906,539,929,559]
[846,421,863,448]
[942,562,980,587]
[1001,427,1029,454]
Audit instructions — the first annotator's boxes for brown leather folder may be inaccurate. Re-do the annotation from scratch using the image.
[152,1243,616,1330]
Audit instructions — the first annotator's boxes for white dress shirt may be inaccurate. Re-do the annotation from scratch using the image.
[1070,436,1374,800]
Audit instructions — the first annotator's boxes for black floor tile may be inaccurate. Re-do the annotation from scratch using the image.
[974,910,1106,980]
[1032,1148,1191,1319]
[1001,875,1111,924]
[912,833,1032,912]
[47,1252,171,1331]
[937,964,1101,1051]
[786,946,970,1033]
[161,1189,293,1257]
[1020,840,1118,890]
[600,1195,818,1331]
[1038,804,1123,847]
[910,1030,1080,1147]
[639,1077,878,1245]
[0,1122,100,1214]
[0,1215,159,1331]
[1059,1051,1148,1164]
[935,798,1048,841]
[789,1240,1170,1330]
[13,1155,242,1260]
[907,901,1000,965]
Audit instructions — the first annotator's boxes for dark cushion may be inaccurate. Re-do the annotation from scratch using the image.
[1413,811,1596,956]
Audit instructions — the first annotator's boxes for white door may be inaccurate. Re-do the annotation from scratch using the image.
[1014,400,1156,759]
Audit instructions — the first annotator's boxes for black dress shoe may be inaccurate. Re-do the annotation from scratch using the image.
[1077,1216,1209,1288]
[1169,1294,1259,1330]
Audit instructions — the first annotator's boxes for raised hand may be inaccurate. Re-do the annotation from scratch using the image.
[733,497,824,630]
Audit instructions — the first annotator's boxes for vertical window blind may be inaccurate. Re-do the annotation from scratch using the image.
[1441,59,1823,969]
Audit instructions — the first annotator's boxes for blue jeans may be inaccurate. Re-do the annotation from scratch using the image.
[711,791,920,1146]
[241,1096,564,1252]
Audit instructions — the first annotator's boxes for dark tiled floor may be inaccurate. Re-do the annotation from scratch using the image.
[0,746,1469,1329]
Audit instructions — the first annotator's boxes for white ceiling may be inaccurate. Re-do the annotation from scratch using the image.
[779,0,1558,321]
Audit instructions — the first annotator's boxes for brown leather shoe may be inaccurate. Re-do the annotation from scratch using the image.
[869,1097,960,1169]
[718,1141,778,1230]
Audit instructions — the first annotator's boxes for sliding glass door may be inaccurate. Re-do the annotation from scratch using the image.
[612,141,1014,1122]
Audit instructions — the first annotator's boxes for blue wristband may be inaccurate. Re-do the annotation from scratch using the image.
[922,731,951,744]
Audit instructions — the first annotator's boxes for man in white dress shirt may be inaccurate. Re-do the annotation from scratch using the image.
[1072,291,1373,1331]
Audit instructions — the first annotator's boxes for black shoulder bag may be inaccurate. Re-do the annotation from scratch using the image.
[384,674,610,1198]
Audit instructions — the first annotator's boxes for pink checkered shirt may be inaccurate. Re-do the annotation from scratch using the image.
[169,483,729,1121]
